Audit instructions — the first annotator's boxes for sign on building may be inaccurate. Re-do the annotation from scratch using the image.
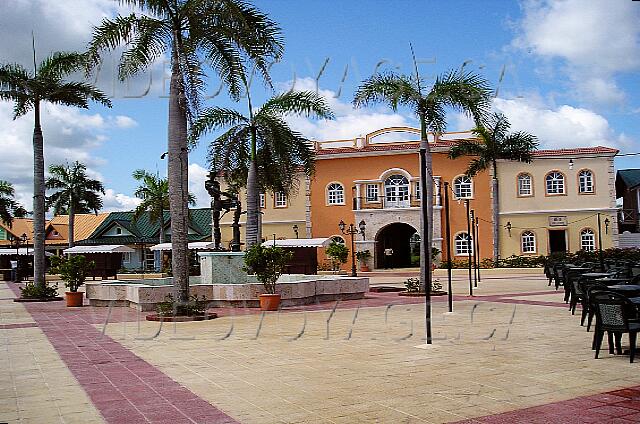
[549,216,568,226]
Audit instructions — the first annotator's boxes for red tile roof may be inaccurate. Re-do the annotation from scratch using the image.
[532,146,619,156]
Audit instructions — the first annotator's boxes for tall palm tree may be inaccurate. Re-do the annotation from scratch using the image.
[87,0,282,302]
[449,113,538,264]
[0,181,27,226]
[0,52,111,288]
[132,169,196,244]
[353,65,492,344]
[191,90,333,247]
[46,161,105,248]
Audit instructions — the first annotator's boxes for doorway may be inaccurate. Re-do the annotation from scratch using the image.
[375,222,417,268]
[549,230,567,254]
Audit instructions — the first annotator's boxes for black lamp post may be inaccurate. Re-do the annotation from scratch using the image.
[465,200,473,296]
[604,218,610,234]
[339,219,366,277]
[292,224,299,239]
[443,182,453,312]
[14,233,27,282]
[470,209,478,288]
[475,216,481,283]
[597,213,605,272]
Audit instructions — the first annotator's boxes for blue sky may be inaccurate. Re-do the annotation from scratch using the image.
[1,0,639,210]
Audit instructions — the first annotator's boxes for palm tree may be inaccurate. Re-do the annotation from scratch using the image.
[190,90,333,247]
[46,161,105,248]
[132,169,196,244]
[0,181,27,226]
[87,0,282,302]
[353,65,492,344]
[449,113,538,264]
[0,51,111,288]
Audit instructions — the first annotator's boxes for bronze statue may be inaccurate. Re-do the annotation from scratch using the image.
[205,171,243,251]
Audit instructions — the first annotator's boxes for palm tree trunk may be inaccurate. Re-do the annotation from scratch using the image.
[159,209,165,244]
[32,100,46,287]
[167,47,189,302]
[419,115,433,344]
[492,162,500,266]
[245,157,259,248]
[68,202,75,248]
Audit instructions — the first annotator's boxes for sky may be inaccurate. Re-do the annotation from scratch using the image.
[1,0,639,211]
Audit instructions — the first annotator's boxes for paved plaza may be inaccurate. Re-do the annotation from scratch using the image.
[3,271,640,423]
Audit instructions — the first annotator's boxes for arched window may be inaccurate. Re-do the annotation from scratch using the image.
[331,235,345,245]
[581,229,596,251]
[578,170,594,193]
[327,183,345,205]
[384,174,410,207]
[453,175,473,199]
[517,173,533,196]
[454,232,473,256]
[545,171,565,195]
[521,231,536,253]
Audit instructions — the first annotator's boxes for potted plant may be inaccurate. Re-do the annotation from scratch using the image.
[355,249,372,272]
[244,244,293,311]
[50,255,95,307]
[326,241,348,274]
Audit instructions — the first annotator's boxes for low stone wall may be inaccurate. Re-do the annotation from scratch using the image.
[85,275,369,311]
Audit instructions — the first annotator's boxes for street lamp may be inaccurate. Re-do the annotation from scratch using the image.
[292,224,299,239]
[505,221,512,237]
[339,219,366,277]
[604,218,610,235]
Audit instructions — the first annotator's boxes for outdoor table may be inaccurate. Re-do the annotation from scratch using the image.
[607,285,640,297]
[595,277,632,286]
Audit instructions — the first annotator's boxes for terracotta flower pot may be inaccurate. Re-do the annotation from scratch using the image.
[259,294,281,311]
[360,265,370,272]
[65,291,83,307]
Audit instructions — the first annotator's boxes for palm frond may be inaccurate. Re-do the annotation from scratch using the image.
[118,15,169,79]
[86,14,144,74]
[430,69,493,124]
[259,90,334,120]
[45,81,111,108]
[448,139,486,160]
[353,73,419,111]
[38,52,87,80]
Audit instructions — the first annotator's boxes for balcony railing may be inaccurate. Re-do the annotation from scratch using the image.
[353,195,430,210]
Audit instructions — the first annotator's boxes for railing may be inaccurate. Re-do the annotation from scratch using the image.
[352,195,431,210]
[619,209,637,224]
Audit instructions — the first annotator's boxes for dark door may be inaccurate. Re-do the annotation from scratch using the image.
[549,230,567,254]
[375,223,417,269]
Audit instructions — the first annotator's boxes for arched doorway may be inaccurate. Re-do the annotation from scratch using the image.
[375,222,418,269]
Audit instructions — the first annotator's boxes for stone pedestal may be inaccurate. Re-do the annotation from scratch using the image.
[198,251,257,285]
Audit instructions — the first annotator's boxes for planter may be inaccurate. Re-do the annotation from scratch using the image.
[360,265,370,272]
[146,313,218,322]
[14,297,63,303]
[65,291,84,307]
[259,293,281,311]
[398,290,448,297]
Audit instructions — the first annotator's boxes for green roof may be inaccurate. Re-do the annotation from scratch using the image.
[616,169,640,197]
[78,208,211,246]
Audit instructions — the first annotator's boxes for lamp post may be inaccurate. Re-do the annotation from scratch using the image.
[597,213,605,272]
[292,224,299,239]
[339,219,366,277]
[443,182,453,312]
[465,200,473,296]
[470,209,477,288]
[475,215,481,284]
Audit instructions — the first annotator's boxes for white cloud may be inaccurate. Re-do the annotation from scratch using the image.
[113,115,138,128]
[513,0,640,105]
[101,189,141,212]
[492,97,632,149]
[280,77,414,140]
[188,163,211,208]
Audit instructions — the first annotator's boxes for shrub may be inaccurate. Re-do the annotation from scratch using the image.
[19,282,59,299]
[49,255,95,292]
[156,293,208,316]
[244,244,293,294]
[355,249,371,263]
[326,242,348,271]
[404,277,443,293]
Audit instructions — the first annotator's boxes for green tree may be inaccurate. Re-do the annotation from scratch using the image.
[87,0,282,302]
[46,161,105,248]
[132,169,196,244]
[0,180,27,226]
[353,67,492,291]
[448,113,538,264]
[0,51,110,287]
[326,241,348,271]
[191,90,333,247]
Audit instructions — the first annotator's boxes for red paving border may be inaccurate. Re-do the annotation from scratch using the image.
[0,322,38,329]
[6,282,239,424]
[454,386,640,423]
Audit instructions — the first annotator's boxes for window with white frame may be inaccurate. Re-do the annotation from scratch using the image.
[259,193,265,208]
[521,231,536,253]
[366,184,379,202]
[545,171,565,195]
[454,232,473,255]
[518,173,533,196]
[581,229,596,251]
[331,235,345,245]
[453,175,473,199]
[122,252,131,264]
[415,181,420,200]
[327,183,345,205]
[578,170,594,193]
[274,192,287,207]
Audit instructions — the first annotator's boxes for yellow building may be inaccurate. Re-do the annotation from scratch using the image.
[497,146,618,258]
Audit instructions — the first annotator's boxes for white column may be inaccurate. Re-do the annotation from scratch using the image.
[434,176,441,206]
